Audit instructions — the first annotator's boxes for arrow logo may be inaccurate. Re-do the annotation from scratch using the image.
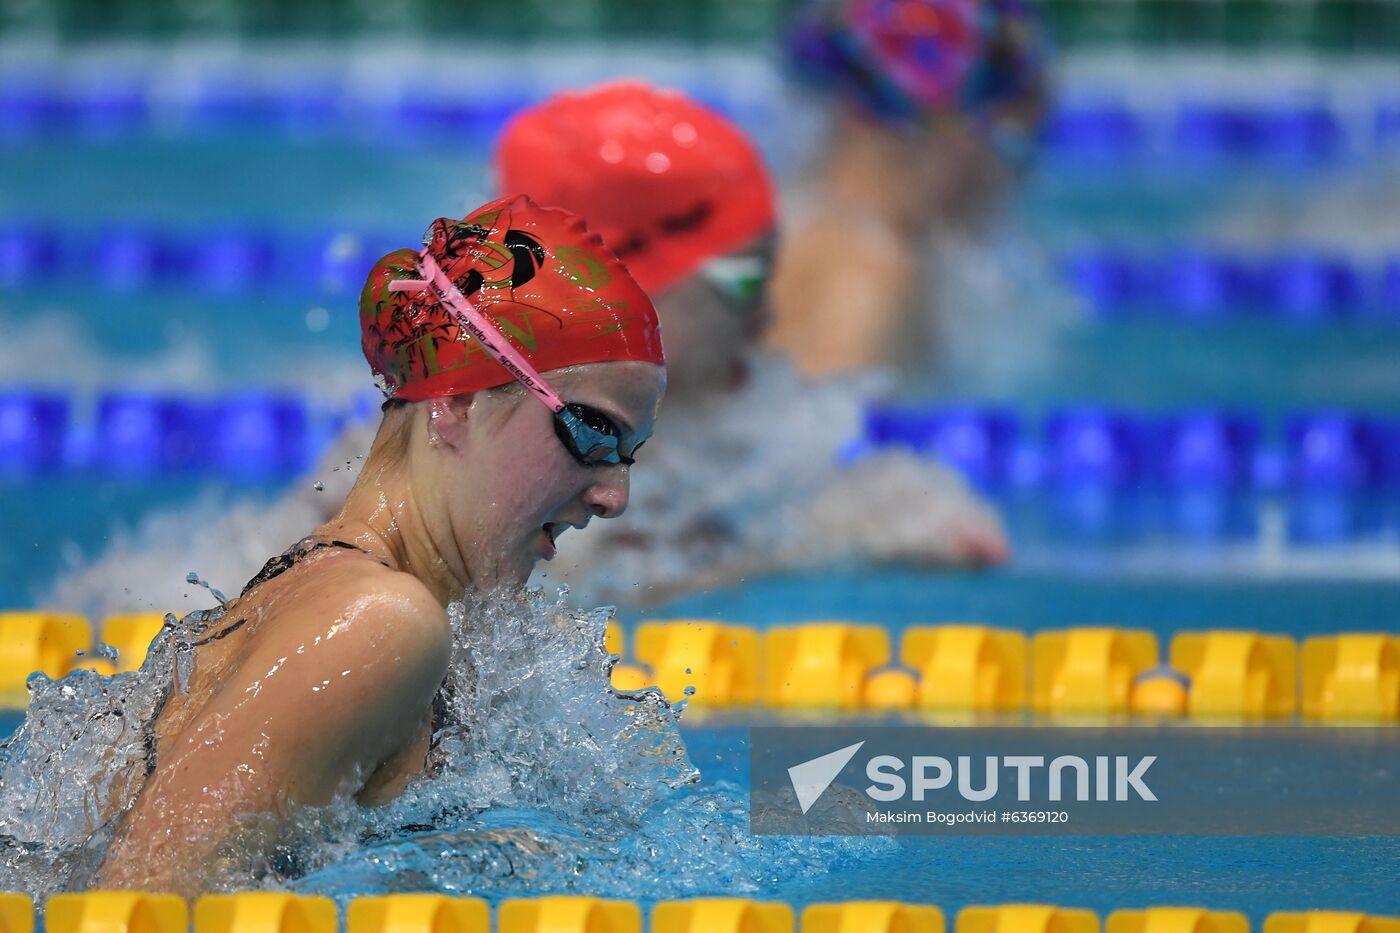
[788,741,865,814]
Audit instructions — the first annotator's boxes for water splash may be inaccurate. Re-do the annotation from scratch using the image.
[0,585,890,901]
[284,586,888,903]
[0,622,178,898]
[183,572,228,609]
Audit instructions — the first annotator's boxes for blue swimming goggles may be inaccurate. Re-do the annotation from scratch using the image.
[553,403,641,468]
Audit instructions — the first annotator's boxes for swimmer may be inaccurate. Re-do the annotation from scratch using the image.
[92,195,666,893]
[768,0,1048,378]
[47,80,1004,624]
[496,81,1006,605]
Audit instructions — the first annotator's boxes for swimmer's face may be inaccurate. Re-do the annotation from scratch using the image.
[414,360,665,590]
[653,233,775,397]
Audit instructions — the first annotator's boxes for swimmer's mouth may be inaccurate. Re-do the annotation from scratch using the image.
[543,520,586,547]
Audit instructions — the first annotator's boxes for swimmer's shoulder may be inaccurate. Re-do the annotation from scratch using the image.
[140,552,452,809]
[285,554,452,666]
[221,546,452,708]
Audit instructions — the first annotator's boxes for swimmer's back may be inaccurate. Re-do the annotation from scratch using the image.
[99,533,451,893]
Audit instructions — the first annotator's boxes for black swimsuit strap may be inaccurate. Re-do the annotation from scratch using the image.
[239,538,369,598]
[177,541,377,648]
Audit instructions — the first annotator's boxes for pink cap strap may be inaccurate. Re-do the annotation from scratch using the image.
[388,250,567,413]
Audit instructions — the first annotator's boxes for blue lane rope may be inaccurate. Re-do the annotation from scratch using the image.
[3,392,1398,489]
[6,223,1400,323]
[1,70,1398,167]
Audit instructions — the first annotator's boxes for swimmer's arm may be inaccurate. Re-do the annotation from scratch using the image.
[607,454,1008,603]
[548,512,761,608]
[95,574,450,893]
[806,454,1009,567]
[355,708,434,807]
[767,222,917,376]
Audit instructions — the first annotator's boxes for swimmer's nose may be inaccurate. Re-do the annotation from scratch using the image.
[582,466,631,519]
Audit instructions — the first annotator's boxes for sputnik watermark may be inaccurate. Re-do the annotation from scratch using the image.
[865,753,1156,802]
[751,726,1400,836]
[789,743,1156,814]
[788,741,864,814]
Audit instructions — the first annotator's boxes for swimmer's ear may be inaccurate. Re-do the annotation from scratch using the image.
[424,394,479,451]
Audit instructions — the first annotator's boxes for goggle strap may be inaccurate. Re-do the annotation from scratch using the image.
[387,252,567,414]
[388,257,633,467]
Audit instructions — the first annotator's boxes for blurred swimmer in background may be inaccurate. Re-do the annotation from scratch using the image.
[769,0,1051,382]
[88,196,666,893]
[46,77,1008,623]
[496,81,1007,605]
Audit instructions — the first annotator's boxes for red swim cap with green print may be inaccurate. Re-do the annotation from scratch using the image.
[359,194,665,402]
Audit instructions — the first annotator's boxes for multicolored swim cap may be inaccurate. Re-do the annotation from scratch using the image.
[359,194,664,402]
[495,81,776,296]
[787,0,982,124]
[787,0,1047,137]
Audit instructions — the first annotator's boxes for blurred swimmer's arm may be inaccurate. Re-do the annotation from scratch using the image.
[555,459,1005,608]
[766,220,916,377]
[616,458,1006,606]
[95,566,450,893]
[805,453,1009,567]
[547,510,761,609]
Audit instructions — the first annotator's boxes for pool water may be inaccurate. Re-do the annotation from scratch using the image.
[2,45,1398,915]
[2,696,1396,918]
[5,564,1400,915]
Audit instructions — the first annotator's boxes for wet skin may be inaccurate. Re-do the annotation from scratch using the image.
[95,361,664,894]
[768,109,1006,377]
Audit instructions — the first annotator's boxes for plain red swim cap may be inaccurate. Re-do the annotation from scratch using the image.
[360,194,664,402]
[496,81,776,296]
